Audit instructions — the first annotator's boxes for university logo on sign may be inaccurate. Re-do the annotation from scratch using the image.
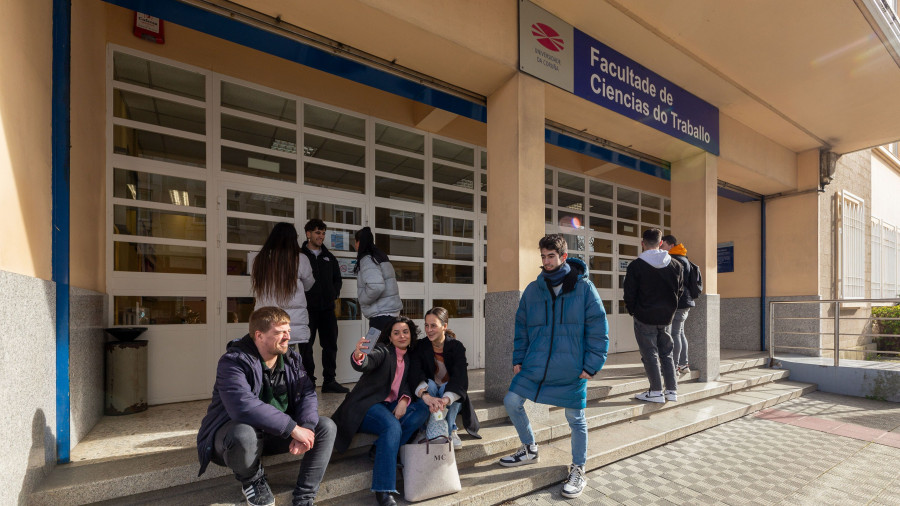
[519,0,574,92]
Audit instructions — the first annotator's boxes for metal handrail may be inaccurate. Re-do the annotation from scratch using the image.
[769,298,900,367]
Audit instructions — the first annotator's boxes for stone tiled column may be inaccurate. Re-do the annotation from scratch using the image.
[671,152,720,381]
[484,74,546,412]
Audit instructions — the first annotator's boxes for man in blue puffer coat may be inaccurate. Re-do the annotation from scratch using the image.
[498,234,609,499]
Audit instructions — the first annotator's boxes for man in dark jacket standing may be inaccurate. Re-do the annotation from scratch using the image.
[196,307,336,506]
[301,219,348,394]
[623,228,683,404]
[662,234,694,375]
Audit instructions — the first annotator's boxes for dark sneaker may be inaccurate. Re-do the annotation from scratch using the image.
[242,475,275,506]
[498,444,539,467]
[561,464,586,498]
[322,381,350,394]
[635,390,665,403]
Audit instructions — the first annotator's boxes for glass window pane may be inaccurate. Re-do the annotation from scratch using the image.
[221,81,296,123]
[432,299,475,318]
[642,194,661,209]
[558,211,584,229]
[433,264,473,284]
[227,249,255,276]
[226,297,255,323]
[222,146,296,181]
[227,217,276,245]
[402,299,425,317]
[393,261,424,282]
[114,89,205,134]
[335,297,362,320]
[481,195,487,215]
[589,255,612,271]
[306,202,362,225]
[589,216,612,233]
[618,188,640,205]
[480,173,487,193]
[545,188,553,205]
[590,237,612,254]
[545,168,553,185]
[589,199,612,216]
[558,172,584,192]
[589,180,613,198]
[433,188,473,211]
[642,210,661,225]
[619,244,639,256]
[113,205,205,240]
[375,123,424,154]
[323,227,358,253]
[114,295,206,325]
[619,300,628,314]
[561,233,586,251]
[545,207,552,224]
[618,204,638,221]
[433,216,474,238]
[304,162,365,193]
[375,233,424,257]
[557,191,583,210]
[375,150,424,179]
[305,132,365,167]
[227,190,293,218]
[433,163,474,189]
[664,199,671,212]
[113,169,206,208]
[114,125,205,167]
[114,242,206,274]
[375,177,424,203]
[222,114,296,151]
[433,239,474,261]
[480,152,487,170]
[376,208,424,233]
[603,300,613,315]
[113,52,205,100]
[617,221,640,237]
[304,104,365,140]
[589,273,612,289]
[664,214,671,227]
[433,138,474,166]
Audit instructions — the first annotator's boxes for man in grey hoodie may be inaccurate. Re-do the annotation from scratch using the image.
[623,228,683,404]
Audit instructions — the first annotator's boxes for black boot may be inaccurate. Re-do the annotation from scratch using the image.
[375,492,397,506]
[322,381,350,394]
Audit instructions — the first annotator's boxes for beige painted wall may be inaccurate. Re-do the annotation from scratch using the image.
[717,197,761,298]
[871,150,900,225]
[0,0,53,280]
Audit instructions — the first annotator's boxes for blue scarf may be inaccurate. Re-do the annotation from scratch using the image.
[541,261,570,286]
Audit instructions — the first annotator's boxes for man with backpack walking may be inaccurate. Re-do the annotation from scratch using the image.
[662,235,702,375]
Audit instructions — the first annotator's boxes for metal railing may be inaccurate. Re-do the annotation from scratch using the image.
[769,298,900,367]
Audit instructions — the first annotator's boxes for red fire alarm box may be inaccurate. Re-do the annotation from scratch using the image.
[134,12,165,44]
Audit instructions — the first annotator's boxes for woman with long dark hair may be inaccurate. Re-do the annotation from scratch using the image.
[409,307,480,449]
[251,222,315,348]
[354,227,402,332]
[331,316,430,506]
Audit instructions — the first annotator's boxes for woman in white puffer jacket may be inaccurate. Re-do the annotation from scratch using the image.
[354,227,403,333]
[251,222,315,345]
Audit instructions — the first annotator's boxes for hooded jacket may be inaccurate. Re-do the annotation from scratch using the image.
[623,249,684,325]
[356,255,403,319]
[196,335,318,476]
[509,257,610,410]
[667,243,695,309]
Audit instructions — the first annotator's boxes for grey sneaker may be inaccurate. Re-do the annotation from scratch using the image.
[242,475,275,506]
[561,464,586,498]
[677,365,691,375]
[499,444,539,467]
[635,390,665,403]
[664,389,678,402]
[450,430,463,449]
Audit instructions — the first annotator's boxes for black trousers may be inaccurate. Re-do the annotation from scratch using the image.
[299,308,339,384]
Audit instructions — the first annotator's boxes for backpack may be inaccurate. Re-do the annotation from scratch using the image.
[686,259,703,299]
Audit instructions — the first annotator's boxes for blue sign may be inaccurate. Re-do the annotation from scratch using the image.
[718,242,734,273]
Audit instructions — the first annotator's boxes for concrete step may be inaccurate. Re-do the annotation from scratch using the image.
[38,364,793,505]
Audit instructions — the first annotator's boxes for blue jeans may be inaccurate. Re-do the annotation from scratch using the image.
[425,379,462,432]
[633,319,678,392]
[358,399,430,493]
[671,308,690,368]
[503,390,587,467]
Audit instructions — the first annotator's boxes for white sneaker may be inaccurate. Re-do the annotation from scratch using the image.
[561,464,586,498]
[677,365,691,375]
[635,390,665,403]
[498,444,539,467]
[664,390,678,402]
[450,430,462,449]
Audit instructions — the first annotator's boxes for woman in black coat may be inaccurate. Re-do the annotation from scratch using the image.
[408,307,481,448]
[331,316,429,506]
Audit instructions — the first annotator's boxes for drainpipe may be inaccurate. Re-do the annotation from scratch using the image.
[52,0,71,464]
[760,196,766,352]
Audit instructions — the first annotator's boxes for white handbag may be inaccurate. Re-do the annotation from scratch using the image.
[399,437,461,502]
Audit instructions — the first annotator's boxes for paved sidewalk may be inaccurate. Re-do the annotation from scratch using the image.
[508,392,900,505]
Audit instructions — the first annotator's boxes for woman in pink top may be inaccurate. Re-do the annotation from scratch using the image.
[330,316,430,506]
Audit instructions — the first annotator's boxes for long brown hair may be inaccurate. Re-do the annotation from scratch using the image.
[251,222,301,306]
[425,306,456,340]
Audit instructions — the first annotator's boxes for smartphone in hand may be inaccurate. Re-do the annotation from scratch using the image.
[361,327,381,354]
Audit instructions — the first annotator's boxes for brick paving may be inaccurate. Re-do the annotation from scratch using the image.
[509,392,900,505]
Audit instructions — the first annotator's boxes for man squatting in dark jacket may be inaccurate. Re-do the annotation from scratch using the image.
[197,307,336,506]
[623,228,683,404]
[300,218,349,394]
